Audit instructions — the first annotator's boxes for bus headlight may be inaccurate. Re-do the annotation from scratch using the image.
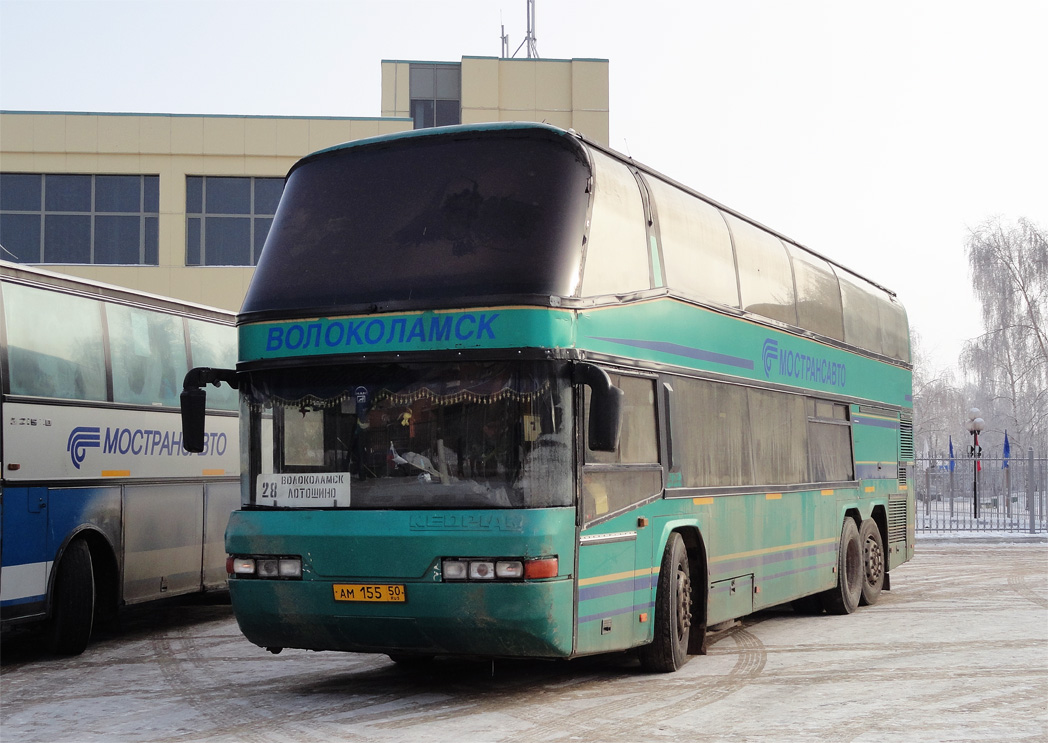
[227,555,301,579]
[441,557,557,582]
[495,560,524,579]
[442,560,469,580]
[469,561,496,580]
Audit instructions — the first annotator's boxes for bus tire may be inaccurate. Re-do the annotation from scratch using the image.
[47,538,95,656]
[859,518,885,606]
[822,518,862,615]
[640,532,692,673]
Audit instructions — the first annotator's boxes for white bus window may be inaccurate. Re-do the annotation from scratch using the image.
[647,177,740,308]
[108,305,188,407]
[724,213,797,327]
[581,150,650,297]
[188,318,238,410]
[3,283,107,401]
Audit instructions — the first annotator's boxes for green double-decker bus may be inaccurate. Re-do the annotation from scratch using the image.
[182,123,914,672]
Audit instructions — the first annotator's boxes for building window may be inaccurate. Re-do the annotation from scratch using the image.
[409,63,461,129]
[0,173,159,265]
[185,176,283,266]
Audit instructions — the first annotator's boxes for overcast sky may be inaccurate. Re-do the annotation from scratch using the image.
[2,0,1046,372]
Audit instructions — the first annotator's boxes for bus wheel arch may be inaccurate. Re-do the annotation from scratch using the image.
[46,528,117,655]
[79,528,120,627]
[640,528,705,672]
[676,527,709,656]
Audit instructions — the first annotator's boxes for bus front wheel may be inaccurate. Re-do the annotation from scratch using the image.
[640,532,692,673]
[822,518,862,615]
[859,518,885,606]
[47,538,96,656]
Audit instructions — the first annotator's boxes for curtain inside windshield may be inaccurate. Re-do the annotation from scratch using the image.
[243,131,591,315]
[246,361,573,509]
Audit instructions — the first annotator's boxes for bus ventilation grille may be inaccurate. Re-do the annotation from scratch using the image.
[899,414,914,487]
[899,415,914,461]
[888,494,908,543]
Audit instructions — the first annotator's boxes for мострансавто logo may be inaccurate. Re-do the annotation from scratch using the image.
[762,338,846,388]
[762,338,780,376]
[66,426,101,470]
[66,425,227,469]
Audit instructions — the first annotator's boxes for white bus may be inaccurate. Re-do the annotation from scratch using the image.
[0,262,238,654]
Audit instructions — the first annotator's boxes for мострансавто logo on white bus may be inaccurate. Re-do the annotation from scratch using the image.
[66,426,101,469]
[65,425,228,469]
[762,338,846,388]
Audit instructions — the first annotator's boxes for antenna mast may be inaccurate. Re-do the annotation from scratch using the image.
[510,0,539,59]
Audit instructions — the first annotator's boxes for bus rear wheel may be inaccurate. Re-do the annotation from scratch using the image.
[822,518,862,615]
[47,538,95,656]
[640,532,692,673]
[859,518,885,606]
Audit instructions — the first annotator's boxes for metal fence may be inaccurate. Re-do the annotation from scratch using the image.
[914,450,1047,534]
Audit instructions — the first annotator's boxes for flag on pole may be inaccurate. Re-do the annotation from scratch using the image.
[1002,430,1010,469]
[948,435,955,472]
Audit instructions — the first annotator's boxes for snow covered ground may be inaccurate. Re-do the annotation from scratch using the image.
[2,540,1045,743]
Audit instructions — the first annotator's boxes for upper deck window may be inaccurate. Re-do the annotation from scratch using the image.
[787,244,844,341]
[244,130,590,315]
[838,269,910,362]
[647,176,739,308]
[580,150,650,297]
[724,213,798,327]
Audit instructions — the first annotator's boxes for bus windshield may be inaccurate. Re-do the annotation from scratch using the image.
[242,129,591,316]
[245,360,573,510]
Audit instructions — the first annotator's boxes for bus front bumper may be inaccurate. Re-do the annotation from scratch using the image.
[228,576,576,658]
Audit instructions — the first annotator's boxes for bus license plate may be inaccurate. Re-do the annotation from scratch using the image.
[332,584,406,603]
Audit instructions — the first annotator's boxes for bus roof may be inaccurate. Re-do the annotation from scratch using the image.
[0,261,235,323]
[244,124,908,363]
[293,122,897,300]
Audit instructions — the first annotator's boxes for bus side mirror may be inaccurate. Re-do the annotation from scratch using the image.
[180,367,239,453]
[180,388,207,453]
[576,363,623,452]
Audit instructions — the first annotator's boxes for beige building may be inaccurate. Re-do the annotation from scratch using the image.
[0,56,609,311]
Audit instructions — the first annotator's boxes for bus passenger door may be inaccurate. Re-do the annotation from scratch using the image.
[575,373,661,656]
[577,480,659,655]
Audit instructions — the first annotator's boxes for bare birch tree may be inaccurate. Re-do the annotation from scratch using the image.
[962,217,1048,454]
[912,330,965,459]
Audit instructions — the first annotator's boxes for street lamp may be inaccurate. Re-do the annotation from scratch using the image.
[966,408,984,519]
